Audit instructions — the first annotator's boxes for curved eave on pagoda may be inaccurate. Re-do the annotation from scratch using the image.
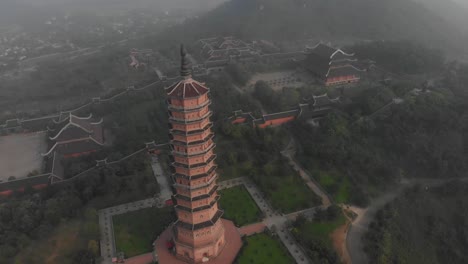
[173,165,218,180]
[170,133,215,146]
[168,111,213,124]
[171,143,216,158]
[170,122,213,136]
[175,210,224,231]
[165,78,210,99]
[172,154,217,169]
[167,99,212,113]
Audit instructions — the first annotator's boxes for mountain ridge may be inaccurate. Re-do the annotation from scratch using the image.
[160,0,468,56]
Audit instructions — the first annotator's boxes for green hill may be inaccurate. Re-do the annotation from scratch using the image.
[161,0,468,55]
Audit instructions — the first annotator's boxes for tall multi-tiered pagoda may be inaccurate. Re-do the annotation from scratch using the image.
[155,46,241,264]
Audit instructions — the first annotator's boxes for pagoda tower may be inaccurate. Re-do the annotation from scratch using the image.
[166,45,226,263]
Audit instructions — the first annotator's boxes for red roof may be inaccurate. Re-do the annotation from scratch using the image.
[166,78,209,98]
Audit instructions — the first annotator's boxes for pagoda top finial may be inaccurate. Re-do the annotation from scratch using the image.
[180,44,192,78]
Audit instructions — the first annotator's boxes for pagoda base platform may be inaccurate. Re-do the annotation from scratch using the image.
[155,219,242,264]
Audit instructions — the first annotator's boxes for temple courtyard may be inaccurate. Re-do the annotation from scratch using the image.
[0,132,47,181]
[101,176,315,264]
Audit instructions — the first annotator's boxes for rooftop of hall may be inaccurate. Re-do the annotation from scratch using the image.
[305,42,354,60]
[326,65,366,78]
[48,113,103,143]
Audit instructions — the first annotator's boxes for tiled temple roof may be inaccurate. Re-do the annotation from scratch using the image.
[326,65,365,78]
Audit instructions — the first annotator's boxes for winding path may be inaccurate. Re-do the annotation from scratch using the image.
[281,138,332,208]
[346,177,468,264]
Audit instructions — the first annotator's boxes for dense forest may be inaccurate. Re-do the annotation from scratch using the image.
[350,40,444,75]
[293,85,468,204]
[290,50,468,204]
[363,181,468,264]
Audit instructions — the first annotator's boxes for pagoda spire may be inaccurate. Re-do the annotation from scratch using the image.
[180,44,192,78]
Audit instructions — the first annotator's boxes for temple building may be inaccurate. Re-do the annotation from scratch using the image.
[154,46,241,264]
[230,94,340,128]
[42,113,104,158]
[304,43,366,86]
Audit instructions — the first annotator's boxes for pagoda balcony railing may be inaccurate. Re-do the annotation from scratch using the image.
[173,217,225,248]
[176,210,224,231]
[174,185,219,202]
[169,111,212,124]
[173,165,217,180]
[171,143,216,157]
[171,133,214,146]
[170,122,212,135]
[173,160,216,176]
[172,154,216,169]
[173,173,217,190]
[167,99,211,112]
[174,195,220,213]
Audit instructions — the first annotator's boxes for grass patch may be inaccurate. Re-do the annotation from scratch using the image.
[296,214,346,247]
[257,162,322,214]
[113,207,175,258]
[219,185,262,226]
[315,170,350,204]
[236,233,295,264]
[292,206,346,262]
[215,126,319,212]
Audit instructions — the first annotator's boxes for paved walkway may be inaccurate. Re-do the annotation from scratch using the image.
[150,155,172,200]
[99,197,163,263]
[239,222,266,236]
[99,174,314,264]
[220,177,311,264]
[281,138,332,207]
[99,157,171,263]
[123,253,153,264]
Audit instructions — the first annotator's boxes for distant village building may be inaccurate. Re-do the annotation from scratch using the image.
[42,113,104,158]
[304,43,366,86]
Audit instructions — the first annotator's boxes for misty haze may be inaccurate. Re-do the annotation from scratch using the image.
[0,0,468,264]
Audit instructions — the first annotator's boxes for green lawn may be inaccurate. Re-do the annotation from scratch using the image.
[315,170,350,204]
[236,233,295,264]
[219,185,262,226]
[293,211,346,248]
[291,208,347,262]
[258,162,322,214]
[113,207,175,258]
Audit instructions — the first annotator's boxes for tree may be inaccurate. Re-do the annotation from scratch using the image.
[87,240,99,257]
[253,81,275,110]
